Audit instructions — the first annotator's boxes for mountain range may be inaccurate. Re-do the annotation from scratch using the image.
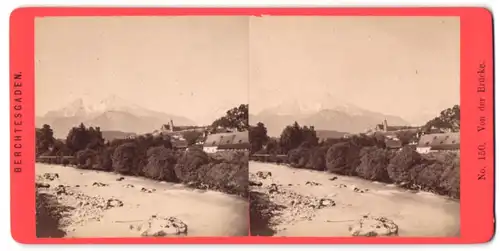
[250,98,411,137]
[36,95,196,139]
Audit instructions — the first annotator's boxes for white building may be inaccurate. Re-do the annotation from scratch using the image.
[416,132,460,154]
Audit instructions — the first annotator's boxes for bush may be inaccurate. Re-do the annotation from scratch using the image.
[198,152,249,196]
[211,151,249,163]
[94,147,113,171]
[305,146,329,171]
[413,152,460,198]
[142,146,178,182]
[386,146,422,184]
[325,142,361,175]
[112,142,141,175]
[174,148,210,182]
[61,158,70,166]
[350,134,384,148]
[76,149,98,169]
[438,153,460,198]
[355,146,393,182]
[287,147,311,168]
[409,162,442,189]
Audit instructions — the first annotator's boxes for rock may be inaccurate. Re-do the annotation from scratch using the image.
[116,177,125,181]
[106,198,124,208]
[36,182,50,188]
[92,182,108,187]
[124,184,135,188]
[43,173,59,181]
[75,185,80,187]
[249,180,263,187]
[268,183,279,194]
[288,184,293,186]
[141,187,155,193]
[55,185,71,195]
[329,176,338,181]
[338,184,347,188]
[305,181,322,186]
[256,171,272,179]
[353,186,369,193]
[317,198,335,208]
[349,216,399,237]
[131,215,188,236]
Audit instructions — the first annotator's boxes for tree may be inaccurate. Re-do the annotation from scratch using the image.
[355,147,392,182]
[51,139,72,156]
[249,122,268,153]
[279,122,303,153]
[423,105,460,133]
[182,130,203,146]
[86,126,105,150]
[65,123,105,154]
[301,125,319,147]
[66,123,89,153]
[278,122,318,153]
[386,146,422,184]
[36,124,55,155]
[211,104,249,132]
[112,142,140,175]
[143,146,178,182]
[265,138,280,154]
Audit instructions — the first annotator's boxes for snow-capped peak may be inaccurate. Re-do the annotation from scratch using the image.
[45,95,158,118]
[45,98,88,118]
[87,95,147,115]
[261,94,368,116]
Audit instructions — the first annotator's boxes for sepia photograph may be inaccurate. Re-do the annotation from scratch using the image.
[34,16,250,238]
[248,16,460,237]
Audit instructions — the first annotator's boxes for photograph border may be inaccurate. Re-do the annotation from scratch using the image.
[10,7,494,244]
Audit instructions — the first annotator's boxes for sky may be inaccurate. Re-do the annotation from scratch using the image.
[36,16,460,126]
[35,16,249,125]
[249,16,460,125]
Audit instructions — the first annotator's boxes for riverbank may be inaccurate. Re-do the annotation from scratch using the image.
[36,163,249,237]
[249,161,460,237]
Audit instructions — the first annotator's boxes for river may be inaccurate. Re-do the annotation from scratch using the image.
[250,161,460,237]
[36,163,249,237]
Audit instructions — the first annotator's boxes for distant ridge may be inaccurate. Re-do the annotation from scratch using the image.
[250,96,410,137]
[36,95,196,139]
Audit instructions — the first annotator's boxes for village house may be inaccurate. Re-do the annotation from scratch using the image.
[203,131,250,153]
[416,132,460,154]
[366,119,419,136]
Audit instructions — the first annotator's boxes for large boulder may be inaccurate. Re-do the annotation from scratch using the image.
[42,173,59,181]
[349,216,398,237]
[131,215,188,237]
